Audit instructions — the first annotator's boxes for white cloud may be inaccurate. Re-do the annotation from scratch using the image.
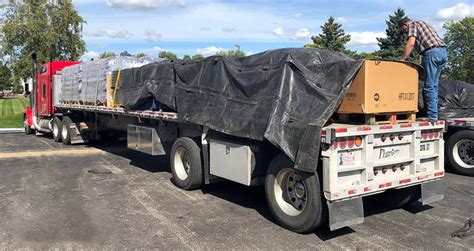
[295,13,303,19]
[200,27,211,31]
[293,28,311,40]
[222,27,236,32]
[105,0,186,9]
[434,3,474,21]
[335,17,349,24]
[196,46,228,56]
[348,31,385,48]
[80,51,100,61]
[89,29,133,39]
[273,27,285,37]
[144,31,162,42]
[151,46,166,52]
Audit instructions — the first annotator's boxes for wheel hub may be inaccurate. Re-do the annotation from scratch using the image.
[457,139,474,165]
[285,172,307,211]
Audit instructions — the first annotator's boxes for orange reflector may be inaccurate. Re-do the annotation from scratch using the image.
[355,136,362,146]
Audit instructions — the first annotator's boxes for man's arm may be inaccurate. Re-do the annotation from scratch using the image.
[401,36,416,61]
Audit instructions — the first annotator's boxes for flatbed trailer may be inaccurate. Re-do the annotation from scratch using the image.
[44,102,446,232]
[444,118,474,176]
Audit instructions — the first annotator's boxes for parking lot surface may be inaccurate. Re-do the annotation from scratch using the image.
[0,133,472,249]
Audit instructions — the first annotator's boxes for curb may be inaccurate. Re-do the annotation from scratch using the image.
[0,128,25,134]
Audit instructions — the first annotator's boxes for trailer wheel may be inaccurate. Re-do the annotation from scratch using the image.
[23,116,34,135]
[265,154,326,233]
[446,130,474,176]
[61,116,73,145]
[170,137,203,190]
[52,117,63,142]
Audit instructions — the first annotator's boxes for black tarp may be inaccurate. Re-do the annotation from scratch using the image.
[418,80,474,119]
[118,48,364,171]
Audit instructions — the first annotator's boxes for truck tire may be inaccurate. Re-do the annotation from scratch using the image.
[24,116,34,134]
[265,154,327,233]
[170,137,203,190]
[380,185,420,209]
[446,130,474,176]
[52,117,63,142]
[61,116,73,145]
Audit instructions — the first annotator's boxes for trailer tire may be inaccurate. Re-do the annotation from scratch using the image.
[61,116,73,145]
[23,116,34,135]
[170,137,203,190]
[265,154,327,233]
[52,117,63,142]
[446,130,474,176]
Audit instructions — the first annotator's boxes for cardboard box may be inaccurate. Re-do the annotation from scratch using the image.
[338,60,418,114]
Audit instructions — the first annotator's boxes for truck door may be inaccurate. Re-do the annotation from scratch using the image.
[37,63,52,116]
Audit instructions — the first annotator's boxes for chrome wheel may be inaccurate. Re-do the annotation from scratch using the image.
[62,123,68,141]
[173,147,190,180]
[453,139,474,169]
[273,168,307,216]
[53,122,59,138]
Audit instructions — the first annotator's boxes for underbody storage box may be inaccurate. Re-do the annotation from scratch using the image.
[338,60,419,114]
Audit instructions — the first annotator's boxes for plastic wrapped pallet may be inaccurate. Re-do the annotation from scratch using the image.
[59,56,160,105]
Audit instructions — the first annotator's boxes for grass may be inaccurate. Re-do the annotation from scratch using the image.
[0,97,29,128]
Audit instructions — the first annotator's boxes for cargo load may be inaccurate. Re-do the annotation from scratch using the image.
[59,56,160,106]
[338,59,419,114]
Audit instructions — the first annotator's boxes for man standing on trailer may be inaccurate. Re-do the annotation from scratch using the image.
[399,17,448,121]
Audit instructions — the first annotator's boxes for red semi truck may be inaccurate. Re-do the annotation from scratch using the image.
[23,53,446,233]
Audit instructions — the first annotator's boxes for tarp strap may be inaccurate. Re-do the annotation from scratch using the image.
[112,69,121,108]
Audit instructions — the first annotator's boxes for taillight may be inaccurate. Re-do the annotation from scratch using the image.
[389,134,395,141]
[355,136,362,146]
[339,138,347,149]
[428,130,434,139]
[422,131,428,140]
[348,137,354,148]
[398,134,404,140]
[332,141,338,149]
[381,135,387,142]
[434,131,440,138]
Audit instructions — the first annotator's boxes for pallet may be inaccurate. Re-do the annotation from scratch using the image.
[337,112,416,125]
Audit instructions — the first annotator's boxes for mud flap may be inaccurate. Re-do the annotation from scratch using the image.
[421,179,444,205]
[328,197,364,231]
[70,123,88,144]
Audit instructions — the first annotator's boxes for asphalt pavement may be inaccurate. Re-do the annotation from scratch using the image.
[0,133,472,249]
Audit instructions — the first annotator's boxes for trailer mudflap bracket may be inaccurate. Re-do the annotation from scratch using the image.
[328,196,364,231]
[421,179,444,205]
[127,124,168,155]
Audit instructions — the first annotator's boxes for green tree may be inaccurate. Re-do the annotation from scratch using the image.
[0,62,12,91]
[182,54,192,60]
[0,0,86,90]
[352,51,381,60]
[443,17,474,83]
[120,51,131,56]
[216,50,246,56]
[159,51,178,60]
[305,16,351,52]
[99,52,117,59]
[133,52,146,58]
[192,54,204,60]
[376,8,418,61]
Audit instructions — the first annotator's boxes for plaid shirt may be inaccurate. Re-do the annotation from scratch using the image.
[408,20,446,54]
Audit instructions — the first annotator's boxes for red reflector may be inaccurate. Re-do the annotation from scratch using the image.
[419,122,430,126]
[379,182,392,188]
[422,131,428,139]
[364,187,371,192]
[339,138,347,149]
[321,130,327,136]
[399,178,411,184]
[357,126,371,131]
[454,120,466,124]
[335,128,348,133]
[380,125,393,130]
[348,137,354,148]
[429,131,434,139]
[435,171,444,177]
[400,123,412,128]
[437,121,445,125]
[348,189,357,195]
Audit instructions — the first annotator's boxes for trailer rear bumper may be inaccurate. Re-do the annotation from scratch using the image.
[327,178,444,231]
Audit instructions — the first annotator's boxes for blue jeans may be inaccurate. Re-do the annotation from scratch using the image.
[422,47,448,120]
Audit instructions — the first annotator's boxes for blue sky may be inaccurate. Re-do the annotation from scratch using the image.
[72,0,473,60]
